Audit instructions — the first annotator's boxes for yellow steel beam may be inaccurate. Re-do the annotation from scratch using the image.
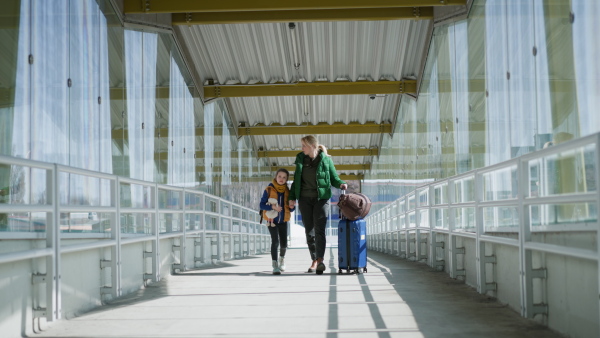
[257,148,379,158]
[204,80,416,98]
[242,122,392,136]
[113,122,391,139]
[125,0,466,14]
[172,7,432,25]
[155,151,256,160]
[152,148,379,160]
[275,164,370,172]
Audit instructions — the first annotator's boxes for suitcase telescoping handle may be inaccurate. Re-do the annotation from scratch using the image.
[339,189,346,220]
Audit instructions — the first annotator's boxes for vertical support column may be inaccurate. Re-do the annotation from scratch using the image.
[451,236,466,279]
[111,177,121,298]
[414,193,421,262]
[45,165,60,321]
[199,231,206,263]
[218,232,223,262]
[448,180,457,275]
[517,157,546,317]
[517,157,528,316]
[475,170,484,292]
[174,189,186,272]
[152,184,160,282]
[428,185,435,267]
[201,192,206,262]
[401,198,408,259]
[217,200,223,261]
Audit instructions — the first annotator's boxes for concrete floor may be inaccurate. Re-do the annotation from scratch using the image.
[32,247,565,338]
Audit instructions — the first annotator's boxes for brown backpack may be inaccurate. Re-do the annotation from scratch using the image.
[338,191,372,220]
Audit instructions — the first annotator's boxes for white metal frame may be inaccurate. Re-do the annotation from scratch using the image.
[0,154,266,323]
[366,132,600,330]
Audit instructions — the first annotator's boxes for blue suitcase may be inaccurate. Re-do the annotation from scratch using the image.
[337,218,368,274]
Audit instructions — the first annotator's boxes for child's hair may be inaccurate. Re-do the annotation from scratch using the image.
[275,168,289,179]
[301,135,328,156]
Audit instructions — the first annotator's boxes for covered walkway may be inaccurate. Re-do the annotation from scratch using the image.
[35,248,562,338]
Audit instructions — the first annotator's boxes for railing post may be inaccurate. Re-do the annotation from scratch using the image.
[428,185,435,267]
[175,189,186,272]
[448,179,456,276]
[152,184,160,282]
[201,192,206,263]
[518,157,535,318]
[46,164,60,321]
[475,170,484,293]
[414,192,421,262]
[111,177,121,298]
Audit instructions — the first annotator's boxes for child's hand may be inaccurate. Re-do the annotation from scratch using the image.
[289,200,296,208]
[273,205,283,212]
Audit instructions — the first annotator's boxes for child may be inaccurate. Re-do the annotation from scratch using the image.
[260,168,295,275]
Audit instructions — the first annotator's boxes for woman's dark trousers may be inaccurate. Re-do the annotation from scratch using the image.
[298,197,329,260]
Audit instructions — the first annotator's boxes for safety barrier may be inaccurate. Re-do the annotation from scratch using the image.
[366,132,600,337]
[0,155,268,328]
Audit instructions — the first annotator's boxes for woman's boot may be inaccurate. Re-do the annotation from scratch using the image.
[316,257,326,275]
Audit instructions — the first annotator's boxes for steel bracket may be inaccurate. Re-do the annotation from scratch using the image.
[32,273,47,285]
[33,307,47,318]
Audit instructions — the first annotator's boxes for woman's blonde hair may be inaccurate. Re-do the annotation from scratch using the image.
[301,135,328,156]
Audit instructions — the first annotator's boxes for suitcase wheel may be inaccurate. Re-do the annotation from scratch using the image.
[338,269,343,274]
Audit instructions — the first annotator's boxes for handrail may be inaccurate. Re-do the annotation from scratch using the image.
[365,131,600,322]
[0,155,265,257]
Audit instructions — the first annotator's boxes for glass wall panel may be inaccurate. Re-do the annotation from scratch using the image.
[531,203,596,227]
[159,213,181,233]
[483,206,518,230]
[185,213,202,230]
[572,1,600,136]
[434,208,448,229]
[467,2,487,170]
[455,207,475,231]
[436,25,456,178]
[450,21,472,174]
[482,166,517,201]
[0,1,28,230]
[120,213,153,234]
[484,0,511,165]
[203,103,216,195]
[454,176,475,203]
[154,33,170,184]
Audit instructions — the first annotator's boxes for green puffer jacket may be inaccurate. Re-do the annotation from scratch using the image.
[289,151,346,201]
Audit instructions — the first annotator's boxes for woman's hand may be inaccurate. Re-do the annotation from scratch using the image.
[288,200,296,208]
[340,184,348,190]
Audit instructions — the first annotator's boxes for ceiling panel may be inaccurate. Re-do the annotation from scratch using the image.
[174,18,433,173]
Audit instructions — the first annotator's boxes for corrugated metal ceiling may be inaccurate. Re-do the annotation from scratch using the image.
[174,18,433,175]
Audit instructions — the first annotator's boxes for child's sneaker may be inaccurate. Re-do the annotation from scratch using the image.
[272,260,281,275]
[278,257,286,272]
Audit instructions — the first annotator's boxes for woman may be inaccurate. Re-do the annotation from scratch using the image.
[288,135,347,274]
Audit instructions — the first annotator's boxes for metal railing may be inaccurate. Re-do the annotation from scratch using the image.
[0,154,268,323]
[366,132,600,332]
